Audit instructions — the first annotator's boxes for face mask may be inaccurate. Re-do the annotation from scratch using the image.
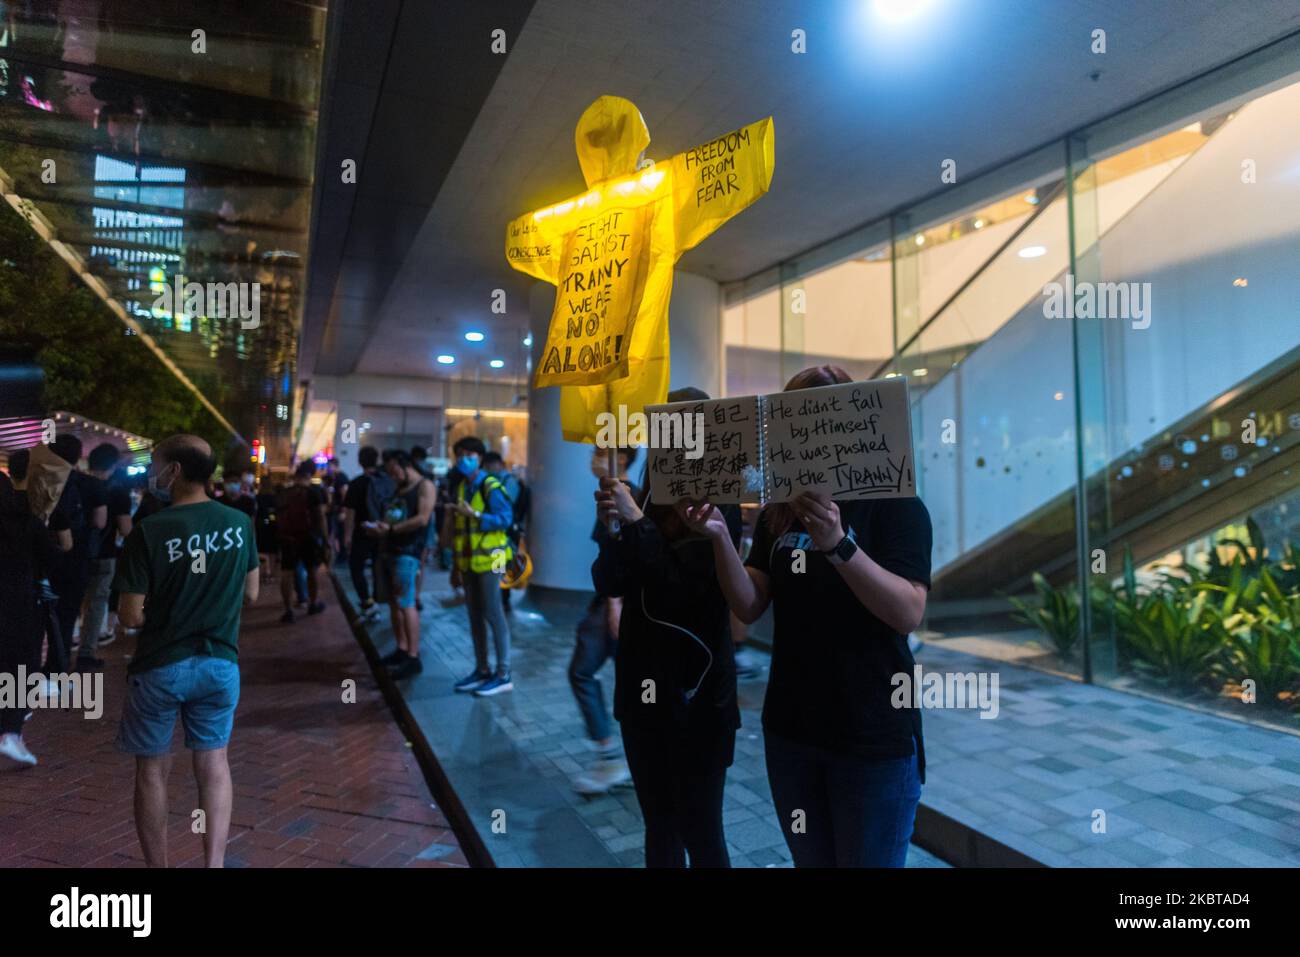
[456,455,479,477]
[148,463,176,503]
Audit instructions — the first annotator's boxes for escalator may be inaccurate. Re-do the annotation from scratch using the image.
[887,81,1300,606]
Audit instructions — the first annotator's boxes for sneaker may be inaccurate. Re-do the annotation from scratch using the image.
[0,734,37,770]
[307,601,326,615]
[572,756,630,795]
[472,675,513,697]
[734,647,765,680]
[280,609,296,625]
[97,631,118,648]
[388,656,423,681]
[379,648,405,666]
[360,599,380,621]
[416,598,424,613]
[453,670,492,693]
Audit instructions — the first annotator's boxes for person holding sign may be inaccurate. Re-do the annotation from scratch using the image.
[592,397,743,867]
[683,366,933,868]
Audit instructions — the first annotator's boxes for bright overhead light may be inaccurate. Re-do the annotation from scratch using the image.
[873,0,936,24]
[911,368,928,377]
[523,334,533,347]
[436,354,455,365]
[1018,245,1047,258]
[489,359,505,369]
[1024,192,1039,205]
[464,331,485,342]
[914,234,926,247]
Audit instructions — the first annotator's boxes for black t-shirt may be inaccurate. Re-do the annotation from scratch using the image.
[746,498,932,780]
[98,482,133,559]
[343,471,371,516]
[57,471,108,561]
[594,507,744,770]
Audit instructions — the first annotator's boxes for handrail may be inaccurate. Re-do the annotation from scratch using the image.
[869,179,1067,379]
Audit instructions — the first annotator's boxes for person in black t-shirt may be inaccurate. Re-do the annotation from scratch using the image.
[277,461,329,623]
[684,365,933,868]
[81,443,133,668]
[47,435,107,672]
[341,446,391,619]
[592,388,744,868]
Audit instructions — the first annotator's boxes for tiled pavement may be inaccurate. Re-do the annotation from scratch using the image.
[345,573,946,868]
[0,584,465,868]
[916,641,1300,867]
[351,568,1300,868]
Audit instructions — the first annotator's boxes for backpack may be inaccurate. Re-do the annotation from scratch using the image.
[279,485,314,539]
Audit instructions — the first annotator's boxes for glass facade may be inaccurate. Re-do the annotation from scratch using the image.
[721,38,1300,728]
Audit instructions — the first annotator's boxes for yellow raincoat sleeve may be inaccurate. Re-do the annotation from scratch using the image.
[505,209,562,284]
[671,116,775,255]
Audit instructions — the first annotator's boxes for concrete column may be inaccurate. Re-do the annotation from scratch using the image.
[526,283,599,590]
[524,269,721,591]
[333,399,363,477]
[668,269,722,397]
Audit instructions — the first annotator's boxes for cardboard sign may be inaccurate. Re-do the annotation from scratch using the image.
[647,377,915,504]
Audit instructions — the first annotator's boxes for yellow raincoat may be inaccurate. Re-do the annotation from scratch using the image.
[506,96,775,442]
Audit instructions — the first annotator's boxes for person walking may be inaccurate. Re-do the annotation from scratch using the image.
[276,461,328,623]
[113,435,260,867]
[81,443,133,669]
[569,445,639,795]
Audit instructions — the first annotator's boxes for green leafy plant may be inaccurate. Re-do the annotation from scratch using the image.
[1008,573,1080,658]
[1203,569,1300,709]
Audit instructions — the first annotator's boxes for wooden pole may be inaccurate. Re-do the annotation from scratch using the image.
[605,383,620,537]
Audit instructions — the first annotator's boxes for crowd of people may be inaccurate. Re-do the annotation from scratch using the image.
[2,365,931,870]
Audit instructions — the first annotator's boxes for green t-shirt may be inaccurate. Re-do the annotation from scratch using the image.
[113,500,259,674]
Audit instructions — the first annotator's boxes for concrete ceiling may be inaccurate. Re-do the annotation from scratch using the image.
[302,0,1300,384]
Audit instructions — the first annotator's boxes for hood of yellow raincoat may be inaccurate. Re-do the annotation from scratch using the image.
[574,96,650,188]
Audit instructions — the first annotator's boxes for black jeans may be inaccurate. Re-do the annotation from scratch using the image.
[0,602,45,735]
[47,561,88,672]
[622,722,731,868]
[349,536,376,604]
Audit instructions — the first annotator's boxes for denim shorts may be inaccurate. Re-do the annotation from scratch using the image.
[117,656,240,757]
[376,554,421,609]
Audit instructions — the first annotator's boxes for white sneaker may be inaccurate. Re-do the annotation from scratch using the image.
[0,734,37,769]
[572,757,630,795]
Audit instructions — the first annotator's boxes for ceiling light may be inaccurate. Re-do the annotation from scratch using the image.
[914,234,925,247]
[1233,277,1248,287]
[973,218,984,229]
[523,334,533,347]
[911,368,928,377]
[1024,192,1039,205]
[436,354,455,365]
[1018,245,1047,258]
[489,359,505,369]
[873,0,937,23]
[465,331,485,342]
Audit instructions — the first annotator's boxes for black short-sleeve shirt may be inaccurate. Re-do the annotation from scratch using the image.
[98,483,133,559]
[747,497,933,779]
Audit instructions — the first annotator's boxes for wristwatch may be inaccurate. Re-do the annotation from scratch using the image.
[825,532,858,566]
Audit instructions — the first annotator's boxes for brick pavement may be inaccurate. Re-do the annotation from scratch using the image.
[0,582,465,868]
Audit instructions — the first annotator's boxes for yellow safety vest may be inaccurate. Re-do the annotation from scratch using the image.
[454,474,512,573]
